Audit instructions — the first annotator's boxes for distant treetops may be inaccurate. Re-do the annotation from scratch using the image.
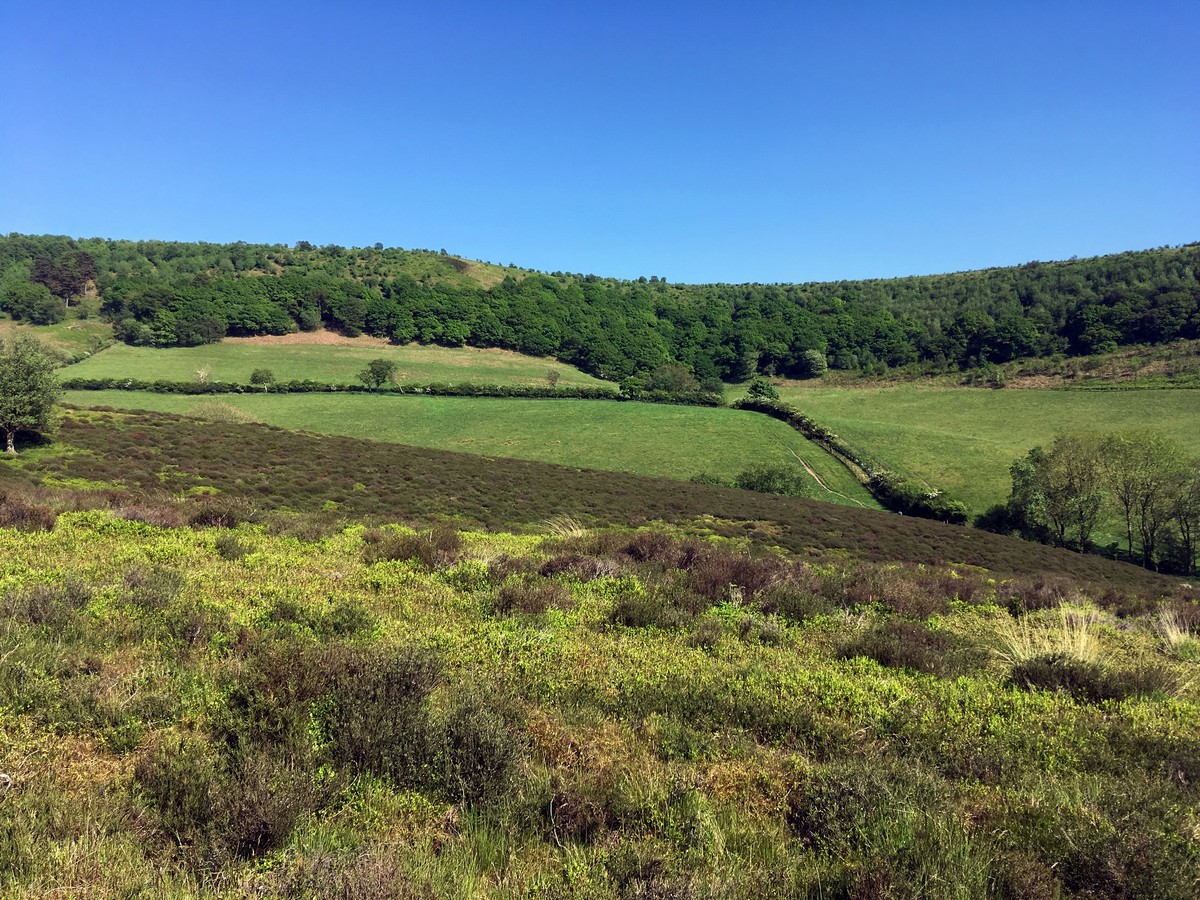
[2,234,1197,384]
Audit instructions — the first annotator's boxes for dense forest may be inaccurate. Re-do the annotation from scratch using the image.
[2,233,1197,381]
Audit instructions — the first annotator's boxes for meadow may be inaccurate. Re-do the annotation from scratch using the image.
[60,334,611,387]
[773,384,1200,514]
[62,391,876,508]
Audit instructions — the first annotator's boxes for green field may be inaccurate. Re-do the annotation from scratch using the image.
[62,391,878,508]
[61,337,610,387]
[775,384,1200,513]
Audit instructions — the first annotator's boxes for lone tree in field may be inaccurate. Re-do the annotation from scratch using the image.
[358,358,398,390]
[249,368,276,392]
[0,336,60,455]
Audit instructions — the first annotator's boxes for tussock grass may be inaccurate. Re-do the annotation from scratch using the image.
[1157,608,1200,661]
[993,605,1103,666]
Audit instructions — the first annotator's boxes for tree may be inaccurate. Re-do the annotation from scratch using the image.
[544,369,560,388]
[795,349,829,379]
[1101,431,1181,567]
[250,368,276,392]
[358,359,398,390]
[747,377,779,400]
[1006,434,1105,550]
[0,336,60,454]
[1169,462,1200,575]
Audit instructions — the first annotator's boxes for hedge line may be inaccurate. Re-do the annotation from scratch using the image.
[732,397,969,524]
[58,377,723,407]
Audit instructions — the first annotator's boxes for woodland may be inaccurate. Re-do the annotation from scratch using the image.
[2,234,1198,383]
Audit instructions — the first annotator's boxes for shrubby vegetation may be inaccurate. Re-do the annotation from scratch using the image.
[3,234,1198,382]
[0,477,1197,896]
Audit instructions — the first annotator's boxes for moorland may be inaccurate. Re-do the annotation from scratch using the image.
[0,234,1199,897]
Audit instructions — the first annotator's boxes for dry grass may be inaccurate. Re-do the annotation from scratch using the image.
[1156,609,1200,661]
[993,605,1104,666]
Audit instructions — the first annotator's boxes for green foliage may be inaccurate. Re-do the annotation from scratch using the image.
[357,357,398,390]
[734,463,813,498]
[0,335,61,454]
[7,234,1198,380]
[746,376,779,399]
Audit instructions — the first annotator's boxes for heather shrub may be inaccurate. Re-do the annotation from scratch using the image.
[362,525,461,568]
[0,494,56,531]
[435,690,522,805]
[494,576,571,615]
[122,566,184,611]
[839,618,983,676]
[2,578,91,629]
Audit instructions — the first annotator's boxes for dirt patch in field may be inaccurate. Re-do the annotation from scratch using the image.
[224,330,390,348]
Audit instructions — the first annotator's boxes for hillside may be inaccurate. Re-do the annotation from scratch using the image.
[2,235,1198,384]
[1,409,1198,897]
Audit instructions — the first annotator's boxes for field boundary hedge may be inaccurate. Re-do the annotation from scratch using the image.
[733,397,969,523]
[58,377,723,406]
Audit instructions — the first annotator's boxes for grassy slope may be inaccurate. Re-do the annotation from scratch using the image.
[774,384,1200,514]
[0,315,112,354]
[62,391,877,508]
[61,337,610,387]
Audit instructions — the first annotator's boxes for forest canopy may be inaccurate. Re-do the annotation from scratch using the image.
[2,233,1197,381]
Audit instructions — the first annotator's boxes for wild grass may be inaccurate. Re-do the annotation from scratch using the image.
[992,605,1103,665]
[1157,608,1200,661]
[0,502,1197,897]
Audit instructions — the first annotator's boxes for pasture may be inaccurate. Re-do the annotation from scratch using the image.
[60,333,610,387]
[62,391,878,508]
[774,384,1200,513]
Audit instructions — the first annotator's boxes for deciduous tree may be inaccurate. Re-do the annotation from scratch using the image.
[0,336,60,454]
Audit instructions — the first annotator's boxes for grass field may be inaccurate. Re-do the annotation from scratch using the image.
[0,314,112,355]
[62,391,878,508]
[774,384,1200,513]
[60,335,610,387]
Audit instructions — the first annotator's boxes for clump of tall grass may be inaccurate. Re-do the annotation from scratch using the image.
[993,605,1102,666]
[1156,608,1200,661]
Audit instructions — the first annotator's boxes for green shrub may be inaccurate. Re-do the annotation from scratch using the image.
[362,525,462,568]
[734,463,813,498]
[494,576,571,615]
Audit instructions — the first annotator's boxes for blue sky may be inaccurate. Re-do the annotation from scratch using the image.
[2,1,1197,284]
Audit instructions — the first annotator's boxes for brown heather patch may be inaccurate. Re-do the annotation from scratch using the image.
[23,408,1189,595]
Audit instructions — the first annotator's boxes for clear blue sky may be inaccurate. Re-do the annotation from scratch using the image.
[2,1,1197,284]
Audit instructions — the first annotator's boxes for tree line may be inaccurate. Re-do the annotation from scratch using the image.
[981,431,1200,574]
[2,234,1198,382]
